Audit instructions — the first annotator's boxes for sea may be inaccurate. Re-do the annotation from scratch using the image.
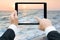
[0,9,60,40]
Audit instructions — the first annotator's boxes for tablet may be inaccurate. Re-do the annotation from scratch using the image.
[15,2,47,25]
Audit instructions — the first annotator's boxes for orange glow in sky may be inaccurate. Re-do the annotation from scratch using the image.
[0,0,60,11]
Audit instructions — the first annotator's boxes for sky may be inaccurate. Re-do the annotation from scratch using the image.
[0,0,60,11]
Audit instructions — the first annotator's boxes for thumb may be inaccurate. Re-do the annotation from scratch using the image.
[13,10,18,19]
[10,13,15,19]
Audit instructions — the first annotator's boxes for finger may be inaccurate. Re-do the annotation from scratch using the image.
[12,10,17,18]
[12,13,15,19]
[10,11,15,19]
[13,10,18,18]
[34,16,41,22]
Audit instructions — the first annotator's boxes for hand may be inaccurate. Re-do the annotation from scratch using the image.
[10,10,18,26]
[35,17,52,31]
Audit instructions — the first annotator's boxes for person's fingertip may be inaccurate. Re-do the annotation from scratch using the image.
[35,16,41,21]
[34,16,38,19]
[14,11,17,17]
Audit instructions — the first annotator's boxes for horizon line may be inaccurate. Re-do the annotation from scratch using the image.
[0,9,60,12]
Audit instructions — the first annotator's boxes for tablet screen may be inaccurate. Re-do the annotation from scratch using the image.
[15,2,47,25]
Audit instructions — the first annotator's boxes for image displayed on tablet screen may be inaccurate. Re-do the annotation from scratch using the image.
[15,2,47,25]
